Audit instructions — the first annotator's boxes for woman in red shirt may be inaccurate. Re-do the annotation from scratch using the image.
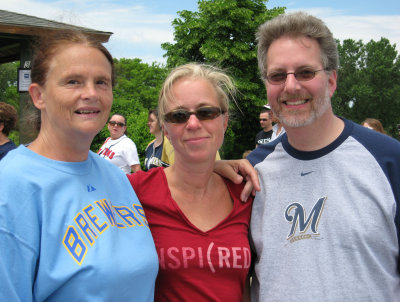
[128,63,252,302]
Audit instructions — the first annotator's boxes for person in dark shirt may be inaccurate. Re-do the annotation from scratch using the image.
[144,109,169,171]
[254,104,273,147]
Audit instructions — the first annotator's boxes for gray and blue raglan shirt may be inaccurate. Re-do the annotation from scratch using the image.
[247,118,400,301]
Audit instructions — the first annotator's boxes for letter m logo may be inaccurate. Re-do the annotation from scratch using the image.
[285,197,326,240]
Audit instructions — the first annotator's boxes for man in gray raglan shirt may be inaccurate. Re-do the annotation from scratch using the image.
[247,12,400,301]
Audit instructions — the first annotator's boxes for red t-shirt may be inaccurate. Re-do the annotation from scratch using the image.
[128,167,253,301]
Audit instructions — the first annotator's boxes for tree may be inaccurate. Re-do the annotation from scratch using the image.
[333,38,400,137]
[162,0,284,158]
[0,61,20,145]
[113,58,168,109]
[0,61,19,109]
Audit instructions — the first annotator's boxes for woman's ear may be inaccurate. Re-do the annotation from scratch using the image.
[223,114,228,133]
[161,124,168,139]
[28,83,46,110]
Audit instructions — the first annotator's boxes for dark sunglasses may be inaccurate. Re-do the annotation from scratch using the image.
[266,68,327,85]
[109,121,126,127]
[164,107,225,124]
[259,118,268,122]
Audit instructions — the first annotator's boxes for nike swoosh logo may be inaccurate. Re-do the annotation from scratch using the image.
[301,171,314,176]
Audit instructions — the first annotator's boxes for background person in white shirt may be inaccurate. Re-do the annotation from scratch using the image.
[98,113,141,173]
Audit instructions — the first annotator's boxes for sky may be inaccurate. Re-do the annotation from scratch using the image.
[0,0,399,64]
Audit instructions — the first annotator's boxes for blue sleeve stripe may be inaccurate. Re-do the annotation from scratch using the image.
[351,121,400,271]
[247,136,283,167]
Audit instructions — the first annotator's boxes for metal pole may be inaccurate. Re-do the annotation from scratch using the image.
[18,39,38,144]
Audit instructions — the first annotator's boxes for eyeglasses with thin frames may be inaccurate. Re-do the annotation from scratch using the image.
[266,68,327,85]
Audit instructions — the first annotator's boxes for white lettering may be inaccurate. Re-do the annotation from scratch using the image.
[207,242,215,273]
[232,247,242,268]
[198,247,204,268]
[157,245,251,272]
[218,247,230,268]
[167,247,180,269]
[243,247,251,268]
[182,247,195,268]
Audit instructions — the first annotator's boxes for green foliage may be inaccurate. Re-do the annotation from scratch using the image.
[0,61,21,146]
[162,0,285,158]
[333,38,400,137]
[126,111,153,167]
[0,61,19,109]
[8,131,19,146]
[113,58,168,109]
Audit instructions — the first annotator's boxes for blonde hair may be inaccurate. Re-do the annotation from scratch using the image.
[158,63,236,124]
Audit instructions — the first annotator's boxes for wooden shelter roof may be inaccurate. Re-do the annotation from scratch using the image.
[0,9,112,63]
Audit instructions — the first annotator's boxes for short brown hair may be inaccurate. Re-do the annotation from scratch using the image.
[362,118,386,134]
[31,30,115,87]
[0,102,18,136]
